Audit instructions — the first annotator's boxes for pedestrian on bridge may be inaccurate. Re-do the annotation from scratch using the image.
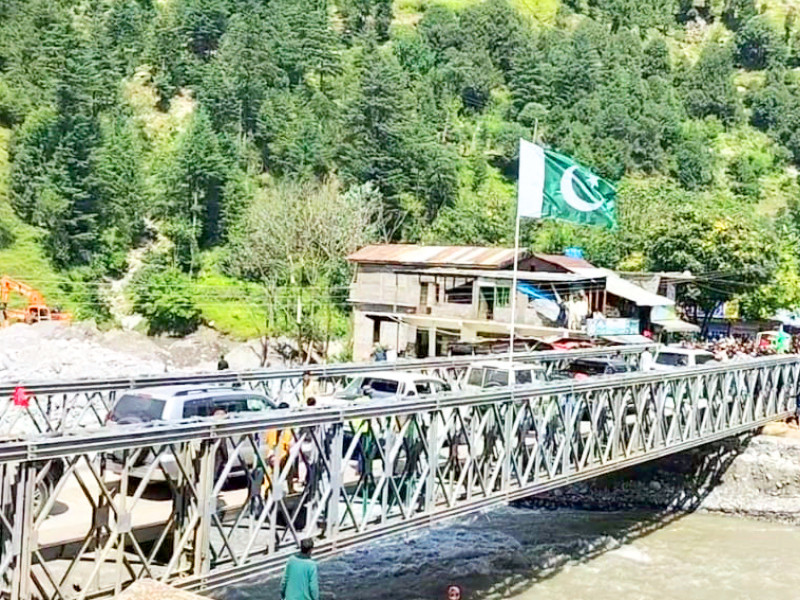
[281,538,319,600]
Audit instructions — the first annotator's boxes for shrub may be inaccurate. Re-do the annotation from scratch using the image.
[736,17,786,70]
[0,218,14,249]
[131,265,202,336]
[62,266,113,323]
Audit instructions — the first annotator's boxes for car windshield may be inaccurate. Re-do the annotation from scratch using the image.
[344,377,400,396]
[485,368,509,387]
[111,394,166,422]
[656,352,689,367]
[467,368,484,387]
[695,354,715,365]
[515,369,533,385]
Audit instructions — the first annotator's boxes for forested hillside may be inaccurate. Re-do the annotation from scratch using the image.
[0,0,799,347]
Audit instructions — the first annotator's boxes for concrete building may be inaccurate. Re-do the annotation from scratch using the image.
[346,245,678,361]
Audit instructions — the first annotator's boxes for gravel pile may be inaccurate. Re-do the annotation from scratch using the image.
[0,322,232,383]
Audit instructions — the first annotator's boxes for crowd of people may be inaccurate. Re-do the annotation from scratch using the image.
[669,333,798,361]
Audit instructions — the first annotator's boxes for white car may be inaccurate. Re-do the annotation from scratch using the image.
[105,385,283,481]
[319,371,451,407]
[652,347,716,371]
[462,360,548,392]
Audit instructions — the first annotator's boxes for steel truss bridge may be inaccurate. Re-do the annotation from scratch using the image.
[0,345,652,436]
[0,355,797,600]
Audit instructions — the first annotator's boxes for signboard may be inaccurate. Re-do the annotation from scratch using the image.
[586,317,640,337]
[711,301,739,320]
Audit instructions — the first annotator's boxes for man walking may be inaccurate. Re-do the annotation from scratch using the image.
[281,538,319,600]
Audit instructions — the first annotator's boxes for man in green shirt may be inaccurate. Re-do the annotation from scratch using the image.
[281,538,320,600]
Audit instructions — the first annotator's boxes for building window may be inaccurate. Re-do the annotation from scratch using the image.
[419,282,429,306]
[495,286,510,307]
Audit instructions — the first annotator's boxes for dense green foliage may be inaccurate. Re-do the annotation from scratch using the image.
[0,218,12,248]
[130,263,202,336]
[2,0,800,338]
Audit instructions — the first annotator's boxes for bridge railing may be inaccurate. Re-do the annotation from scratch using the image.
[0,345,652,436]
[0,355,796,600]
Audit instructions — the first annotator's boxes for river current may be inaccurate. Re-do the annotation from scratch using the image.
[221,507,800,600]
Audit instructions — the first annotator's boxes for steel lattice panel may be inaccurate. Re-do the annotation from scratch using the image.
[0,356,795,600]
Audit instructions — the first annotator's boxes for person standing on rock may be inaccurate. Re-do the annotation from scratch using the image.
[217,354,229,371]
[281,538,319,600]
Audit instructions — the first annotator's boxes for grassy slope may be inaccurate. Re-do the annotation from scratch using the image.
[394,0,560,24]
[0,126,72,310]
[194,250,270,339]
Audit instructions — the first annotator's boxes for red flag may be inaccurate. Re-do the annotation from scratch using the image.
[12,386,29,408]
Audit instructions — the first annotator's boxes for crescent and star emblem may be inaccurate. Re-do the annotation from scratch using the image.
[559,166,605,213]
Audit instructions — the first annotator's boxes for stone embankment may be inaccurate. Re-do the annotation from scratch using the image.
[521,422,800,525]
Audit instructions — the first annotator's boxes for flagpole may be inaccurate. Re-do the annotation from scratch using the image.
[510,120,538,364]
[509,203,522,364]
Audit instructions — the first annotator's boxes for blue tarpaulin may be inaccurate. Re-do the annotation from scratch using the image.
[516,282,556,302]
[516,282,560,322]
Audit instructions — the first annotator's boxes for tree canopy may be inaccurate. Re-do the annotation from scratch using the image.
[1,0,799,335]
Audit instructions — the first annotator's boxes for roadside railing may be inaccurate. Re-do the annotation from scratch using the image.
[0,345,653,436]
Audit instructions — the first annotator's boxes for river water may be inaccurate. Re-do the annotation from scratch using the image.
[221,507,800,600]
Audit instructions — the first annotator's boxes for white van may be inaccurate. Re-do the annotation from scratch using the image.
[653,347,716,370]
[319,371,451,407]
[463,360,547,392]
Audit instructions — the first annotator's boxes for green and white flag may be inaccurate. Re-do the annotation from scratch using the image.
[517,139,617,229]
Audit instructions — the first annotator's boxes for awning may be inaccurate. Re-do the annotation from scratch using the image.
[570,268,673,307]
[605,274,673,307]
[652,319,700,333]
[602,334,654,344]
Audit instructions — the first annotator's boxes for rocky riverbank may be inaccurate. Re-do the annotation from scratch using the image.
[519,423,800,525]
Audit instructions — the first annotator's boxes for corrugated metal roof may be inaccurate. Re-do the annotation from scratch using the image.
[534,253,597,271]
[347,245,526,269]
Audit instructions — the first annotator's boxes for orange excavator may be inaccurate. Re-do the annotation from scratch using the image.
[0,276,71,327]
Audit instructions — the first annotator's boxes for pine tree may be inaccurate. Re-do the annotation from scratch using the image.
[159,108,228,271]
[340,49,414,206]
[93,113,146,258]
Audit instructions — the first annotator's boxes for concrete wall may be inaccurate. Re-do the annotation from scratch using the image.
[352,309,375,362]
[352,307,417,361]
[494,290,548,326]
[350,268,420,308]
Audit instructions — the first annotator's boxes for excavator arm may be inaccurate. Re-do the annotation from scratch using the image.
[0,276,46,306]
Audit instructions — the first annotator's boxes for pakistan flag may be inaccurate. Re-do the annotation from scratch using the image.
[517,139,617,229]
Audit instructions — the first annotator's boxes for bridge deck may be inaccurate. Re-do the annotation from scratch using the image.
[0,355,796,600]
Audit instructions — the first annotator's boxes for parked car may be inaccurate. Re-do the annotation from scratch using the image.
[319,371,452,407]
[105,385,284,480]
[652,347,716,370]
[462,360,548,392]
[565,357,636,379]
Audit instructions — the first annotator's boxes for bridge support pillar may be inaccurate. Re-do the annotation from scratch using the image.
[326,425,343,542]
[425,413,438,513]
[194,442,214,577]
[10,462,34,600]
